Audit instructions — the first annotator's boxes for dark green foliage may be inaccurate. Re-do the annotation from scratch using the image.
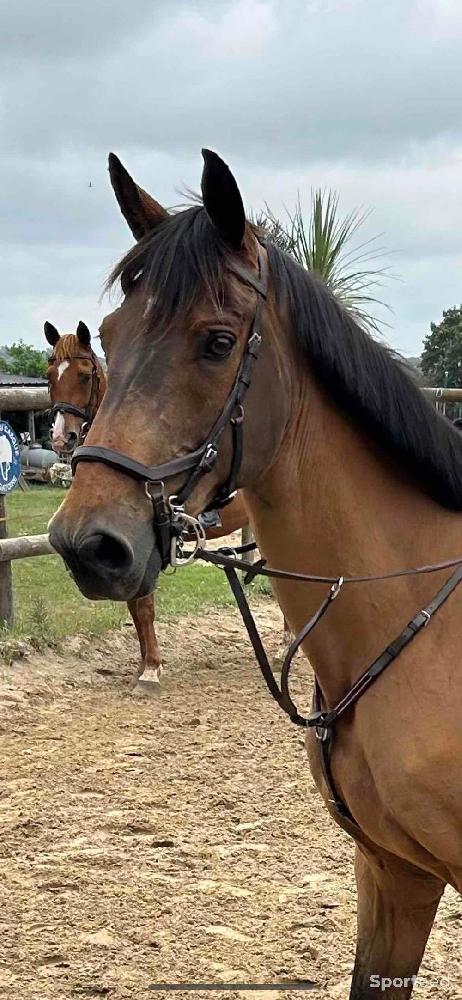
[421,307,462,387]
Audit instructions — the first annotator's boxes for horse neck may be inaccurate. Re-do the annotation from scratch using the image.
[243,379,462,705]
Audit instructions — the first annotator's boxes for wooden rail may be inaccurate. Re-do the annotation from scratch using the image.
[0,533,53,563]
[0,382,458,625]
[0,386,50,411]
[422,388,462,402]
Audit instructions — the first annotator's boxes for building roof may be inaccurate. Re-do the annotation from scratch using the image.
[0,373,48,387]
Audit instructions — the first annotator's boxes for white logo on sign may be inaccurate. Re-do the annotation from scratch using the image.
[0,434,13,483]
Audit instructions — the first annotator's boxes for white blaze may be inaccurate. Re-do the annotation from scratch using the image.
[57,360,70,380]
[52,412,66,450]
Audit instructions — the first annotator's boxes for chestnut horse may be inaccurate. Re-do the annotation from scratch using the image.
[45,319,249,686]
[50,151,462,998]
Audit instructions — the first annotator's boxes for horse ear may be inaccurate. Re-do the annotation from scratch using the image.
[201,149,246,250]
[76,321,91,347]
[108,152,168,240]
[44,321,60,347]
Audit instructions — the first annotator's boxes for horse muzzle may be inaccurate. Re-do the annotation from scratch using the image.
[49,516,161,601]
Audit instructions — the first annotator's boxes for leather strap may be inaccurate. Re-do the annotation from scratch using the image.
[311,563,462,732]
[224,566,307,723]
[312,680,356,823]
[72,247,266,512]
[228,257,268,298]
[214,557,462,828]
[50,402,90,422]
[197,546,462,585]
[72,442,207,484]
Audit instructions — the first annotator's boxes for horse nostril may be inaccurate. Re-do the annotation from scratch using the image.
[78,532,134,575]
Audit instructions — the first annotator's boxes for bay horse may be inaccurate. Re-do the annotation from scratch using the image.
[44,319,250,686]
[49,150,462,998]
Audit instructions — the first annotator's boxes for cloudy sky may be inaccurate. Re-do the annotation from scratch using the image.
[1,0,462,356]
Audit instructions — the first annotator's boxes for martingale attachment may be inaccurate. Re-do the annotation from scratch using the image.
[168,496,207,567]
[193,545,462,826]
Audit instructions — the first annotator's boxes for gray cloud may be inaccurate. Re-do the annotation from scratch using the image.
[1,0,461,354]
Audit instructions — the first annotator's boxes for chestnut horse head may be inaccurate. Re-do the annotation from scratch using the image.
[45,321,106,454]
[49,150,462,605]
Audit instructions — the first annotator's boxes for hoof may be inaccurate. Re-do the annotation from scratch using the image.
[135,665,163,693]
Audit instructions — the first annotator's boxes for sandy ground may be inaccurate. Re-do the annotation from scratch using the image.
[0,600,461,1000]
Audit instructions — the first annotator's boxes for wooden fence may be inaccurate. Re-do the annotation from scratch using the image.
[0,384,461,627]
[0,387,52,624]
[422,388,462,402]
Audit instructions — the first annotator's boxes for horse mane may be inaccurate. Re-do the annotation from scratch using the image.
[266,242,462,512]
[52,335,93,362]
[109,206,462,512]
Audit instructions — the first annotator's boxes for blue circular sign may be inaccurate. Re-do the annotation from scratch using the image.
[0,421,21,494]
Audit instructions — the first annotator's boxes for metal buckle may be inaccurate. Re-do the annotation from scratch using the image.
[200,443,218,472]
[330,576,344,600]
[231,404,244,426]
[248,331,262,354]
[146,479,165,502]
[168,498,206,567]
[217,544,238,559]
[420,609,431,627]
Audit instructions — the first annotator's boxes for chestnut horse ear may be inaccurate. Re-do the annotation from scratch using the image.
[108,152,168,240]
[44,321,60,347]
[201,149,246,250]
[76,321,91,347]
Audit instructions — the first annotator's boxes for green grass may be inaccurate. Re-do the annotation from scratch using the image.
[2,485,236,647]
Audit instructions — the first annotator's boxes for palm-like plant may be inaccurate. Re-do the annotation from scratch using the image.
[256,189,391,334]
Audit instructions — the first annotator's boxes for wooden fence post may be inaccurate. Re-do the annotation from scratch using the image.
[241,524,255,564]
[0,495,14,627]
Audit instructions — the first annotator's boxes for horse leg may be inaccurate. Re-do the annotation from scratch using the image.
[350,844,444,999]
[126,595,163,687]
[273,617,292,664]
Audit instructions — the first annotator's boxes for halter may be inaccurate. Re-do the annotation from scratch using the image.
[49,351,101,441]
[72,244,268,568]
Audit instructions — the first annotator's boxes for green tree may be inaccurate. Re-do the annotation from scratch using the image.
[256,189,390,334]
[421,307,462,387]
[1,340,48,378]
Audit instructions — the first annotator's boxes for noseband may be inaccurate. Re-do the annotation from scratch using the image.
[72,245,268,569]
[49,352,101,440]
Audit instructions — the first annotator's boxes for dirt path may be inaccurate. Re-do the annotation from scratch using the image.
[0,603,461,1000]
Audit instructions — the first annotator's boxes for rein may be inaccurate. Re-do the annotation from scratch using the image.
[194,542,462,823]
[69,242,462,828]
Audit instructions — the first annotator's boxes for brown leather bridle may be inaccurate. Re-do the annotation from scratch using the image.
[67,243,462,829]
[71,244,268,568]
[48,351,101,443]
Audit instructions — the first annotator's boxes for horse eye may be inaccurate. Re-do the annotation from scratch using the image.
[202,332,236,361]
[79,373,90,384]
